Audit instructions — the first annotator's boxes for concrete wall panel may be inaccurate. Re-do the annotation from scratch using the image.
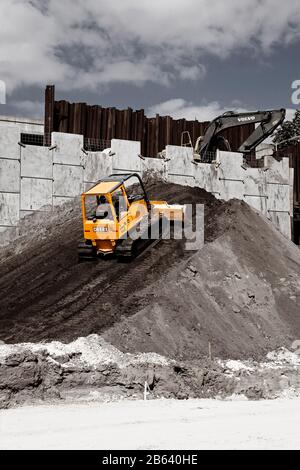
[166,145,195,187]
[218,180,244,201]
[167,173,196,188]
[244,170,267,196]
[0,127,21,160]
[52,132,84,165]
[268,211,291,239]
[84,152,112,183]
[112,139,141,173]
[216,152,245,201]
[141,157,167,180]
[265,156,290,185]
[218,151,244,180]
[53,164,83,197]
[166,145,194,173]
[243,169,268,214]
[21,178,52,211]
[52,196,76,206]
[0,193,19,226]
[266,183,290,212]
[0,116,43,134]
[21,146,52,179]
[0,159,20,192]
[194,163,219,194]
[244,195,268,213]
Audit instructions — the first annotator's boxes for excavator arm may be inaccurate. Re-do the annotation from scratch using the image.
[196,108,286,160]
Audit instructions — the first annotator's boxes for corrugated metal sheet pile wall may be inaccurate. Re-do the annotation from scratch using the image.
[44,85,254,158]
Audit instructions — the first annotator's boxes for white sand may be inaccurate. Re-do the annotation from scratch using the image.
[1,397,300,450]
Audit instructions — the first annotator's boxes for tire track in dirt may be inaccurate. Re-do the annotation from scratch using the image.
[0,183,219,344]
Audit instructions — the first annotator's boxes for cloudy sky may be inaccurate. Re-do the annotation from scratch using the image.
[0,0,299,122]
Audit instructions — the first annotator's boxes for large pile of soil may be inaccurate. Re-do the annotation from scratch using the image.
[0,181,299,361]
[104,200,300,359]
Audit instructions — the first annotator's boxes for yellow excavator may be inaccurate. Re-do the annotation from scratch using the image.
[78,173,184,261]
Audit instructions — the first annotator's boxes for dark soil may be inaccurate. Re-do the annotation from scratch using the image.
[0,183,220,344]
[0,181,300,361]
[104,199,300,360]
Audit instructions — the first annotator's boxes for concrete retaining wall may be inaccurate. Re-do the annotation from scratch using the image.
[0,129,293,244]
[109,141,292,238]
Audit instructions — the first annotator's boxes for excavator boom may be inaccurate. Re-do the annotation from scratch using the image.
[197,108,286,160]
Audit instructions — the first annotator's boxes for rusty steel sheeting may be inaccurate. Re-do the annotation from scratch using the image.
[44,85,255,159]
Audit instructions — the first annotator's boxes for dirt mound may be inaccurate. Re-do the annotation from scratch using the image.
[104,200,300,359]
[0,181,299,361]
[0,182,220,344]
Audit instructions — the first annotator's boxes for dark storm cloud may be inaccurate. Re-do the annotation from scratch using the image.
[0,0,299,119]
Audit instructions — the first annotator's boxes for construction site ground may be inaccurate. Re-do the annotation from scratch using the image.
[0,180,300,408]
[3,398,300,450]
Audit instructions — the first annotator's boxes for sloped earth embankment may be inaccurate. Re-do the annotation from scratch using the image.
[0,183,220,344]
[103,199,300,360]
[0,181,300,407]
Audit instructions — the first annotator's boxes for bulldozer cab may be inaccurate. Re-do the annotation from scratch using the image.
[79,173,185,261]
[81,174,150,250]
[83,173,149,217]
